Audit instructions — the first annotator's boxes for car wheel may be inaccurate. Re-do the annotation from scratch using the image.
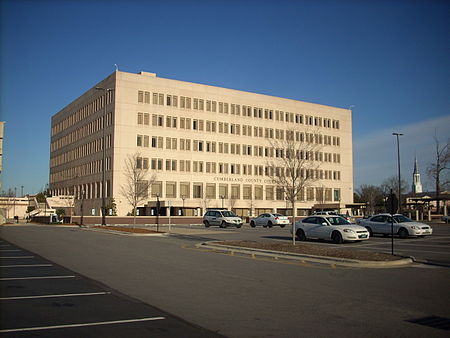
[263,224,267,228]
[250,221,256,228]
[236,224,242,228]
[280,224,286,228]
[220,221,227,228]
[398,228,409,239]
[332,231,343,244]
[296,229,306,241]
[366,227,373,237]
[203,220,210,228]
[268,221,273,228]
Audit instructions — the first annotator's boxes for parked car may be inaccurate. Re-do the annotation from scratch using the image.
[250,213,289,228]
[338,213,351,221]
[292,215,370,244]
[358,213,433,238]
[313,211,338,216]
[203,210,243,228]
[442,215,450,224]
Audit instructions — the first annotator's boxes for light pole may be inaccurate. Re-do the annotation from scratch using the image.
[181,194,185,215]
[220,195,225,209]
[13,187,17,221]
[21,185,24,197]
[95,86,114,226]
[80,187,85,226]
[392,133,403,213]
[156,193,160,232]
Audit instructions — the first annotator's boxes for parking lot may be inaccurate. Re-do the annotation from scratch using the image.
[163,221,450,267]
[1,223,449,337]
[0,239,222,337]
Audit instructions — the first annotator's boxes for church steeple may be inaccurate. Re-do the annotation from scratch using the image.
[412,155,423,194]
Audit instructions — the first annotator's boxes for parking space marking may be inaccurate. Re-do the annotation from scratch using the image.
[0,275,75,281]
[0,317,166,333]
[0,264,52,268]
[0,291,111,301]
[0,256,35,259]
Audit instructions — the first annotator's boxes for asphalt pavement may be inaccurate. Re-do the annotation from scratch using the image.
[1,223,449,337]
[0,238,223,337]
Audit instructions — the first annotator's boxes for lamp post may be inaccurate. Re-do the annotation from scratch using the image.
[392,133,403,213]
[13,187,17,221]
[181,194,185,215]
[220,195,225,209]
[156,193,160,232]
[80,187,85,226]
[95,86,114,226]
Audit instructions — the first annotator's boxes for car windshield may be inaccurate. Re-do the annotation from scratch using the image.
[393,215,413,223]
[222,211,237,217]
[273,214,284,217]
[325,216,351,225]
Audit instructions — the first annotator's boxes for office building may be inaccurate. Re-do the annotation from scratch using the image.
[49,71,353,217]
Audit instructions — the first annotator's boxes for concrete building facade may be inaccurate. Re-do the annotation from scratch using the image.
[49,71,353,217]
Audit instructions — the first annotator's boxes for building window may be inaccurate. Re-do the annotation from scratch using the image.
[255,185,263,200]
[231,185,240,199]
[265,186,274,200]
[166,182,176,198]
[151,181,162,197]
[219,184,228,199]
[180,182,190,199]
[243,185,252,200]
[193,183,202,198]
[206,184,216,199]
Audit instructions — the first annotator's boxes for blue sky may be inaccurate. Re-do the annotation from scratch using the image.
[1,0,449,195]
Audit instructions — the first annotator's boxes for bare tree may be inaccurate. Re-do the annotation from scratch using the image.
[427,135,450,212]
[121,153,156,226]
[201,191,211,213]
[380,176,408,195]
[266,127,323,244]
[356,185,384,215]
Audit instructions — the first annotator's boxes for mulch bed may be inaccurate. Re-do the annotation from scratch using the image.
[93,226,163,234]
[217,240,400,261]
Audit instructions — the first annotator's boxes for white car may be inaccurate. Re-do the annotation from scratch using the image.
[250,213,289,228]
[293,215,370,244]
[358,214,433,238]
[203,210,243,228]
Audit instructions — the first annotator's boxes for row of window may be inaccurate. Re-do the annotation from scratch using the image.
[51,178,341,203]
[136,135,341,163]
[138,90,341,129]
[51,135,112,168]
[51,112,113,153]
[137,112,341,145]
[136,156,342,180]
[50,157,112,183]
[133,179,341,203]
[52,91,114,137]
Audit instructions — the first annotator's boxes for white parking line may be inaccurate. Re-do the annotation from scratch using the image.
[0,256,35,259]
[0,317,166,333]
[0,244,11,247]
[0,275,75,281]
[0,291,111,301]
[0,264,52,268]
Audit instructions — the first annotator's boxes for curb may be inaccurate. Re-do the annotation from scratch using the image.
[197,241,414,268]
[81,227,167,237]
